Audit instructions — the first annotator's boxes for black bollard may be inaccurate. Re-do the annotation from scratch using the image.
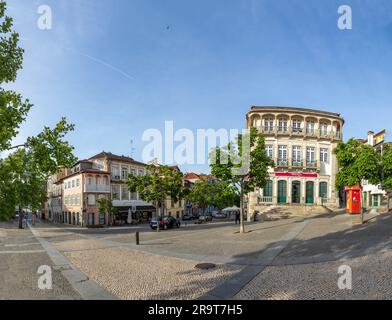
[135,232,140,245]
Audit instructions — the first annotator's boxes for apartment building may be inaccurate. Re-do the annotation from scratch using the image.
[46,168,68,222]
[246,106,344,216]
[88,152,155,223]
[57,160,111,226]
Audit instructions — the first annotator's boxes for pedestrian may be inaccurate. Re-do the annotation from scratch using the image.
[235,211,240,224]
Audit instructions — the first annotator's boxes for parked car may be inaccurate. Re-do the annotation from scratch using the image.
[198,213,213,222]
[212,211,227,219]
[150,216,181,230]
[182,214,194,221]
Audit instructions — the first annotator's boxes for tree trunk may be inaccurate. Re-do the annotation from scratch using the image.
[18,206,23,229]
[240,191,245,234]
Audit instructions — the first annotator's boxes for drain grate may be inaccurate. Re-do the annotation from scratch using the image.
[195,263,216,270]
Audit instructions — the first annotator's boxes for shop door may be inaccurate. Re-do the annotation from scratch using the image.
[278,181,287,204]
[292,181,301,204]
[306,181,314,204]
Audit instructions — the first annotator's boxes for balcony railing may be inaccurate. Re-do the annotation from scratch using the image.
[84,185,110,193]
[291,127,303,135]
[319,130,329,138]
[277,159,289,167]
[306,161,318,168]
[259,196,273,204]
[257,126,342,140]
[306,128,317,136]
[262,126,275,134]
[292,160,303,167]
[277,126,289,134]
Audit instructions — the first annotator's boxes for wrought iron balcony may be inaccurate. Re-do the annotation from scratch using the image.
[277,159,289,167]
[277,126,289,134]
[306,161,318,168]
[262,126,275,134]
[292,160,303,167]
[319,130,329,138]
[306,129,317,136]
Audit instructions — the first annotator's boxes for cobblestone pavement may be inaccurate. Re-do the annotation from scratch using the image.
[235,250,392,300]
[0,222,81,300]
[65,247,242,300]
[3,211,392,300]
[233,213,392,300]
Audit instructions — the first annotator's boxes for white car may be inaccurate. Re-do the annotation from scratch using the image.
[212,211,227,219]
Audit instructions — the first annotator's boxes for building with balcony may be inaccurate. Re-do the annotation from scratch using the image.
[246,106,344,214]
[57,160,111,226]
[46,168,68,222]
[359,130,392,211]
[89,152,155,223]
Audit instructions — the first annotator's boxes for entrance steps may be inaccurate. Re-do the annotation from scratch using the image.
[254,205,340,221]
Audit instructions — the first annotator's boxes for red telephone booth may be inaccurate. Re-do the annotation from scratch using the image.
[345,186,362,214]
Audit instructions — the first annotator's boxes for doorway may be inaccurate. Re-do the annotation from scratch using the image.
[278,180,287,204]
[292,181,301,204]
[306,181,315,204]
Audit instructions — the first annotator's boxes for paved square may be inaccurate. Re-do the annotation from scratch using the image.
[2,211,392,300]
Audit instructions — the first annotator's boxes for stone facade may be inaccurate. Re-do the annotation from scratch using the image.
[246,106,344,218]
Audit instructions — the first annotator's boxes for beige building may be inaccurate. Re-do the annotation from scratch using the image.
[46,168,69,222]
[246,106,344,217]
[58,160,111,226]
[88,152,155,223]
[46,152,191,226]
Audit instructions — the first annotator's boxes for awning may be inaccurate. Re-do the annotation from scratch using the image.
[116,206,156,213]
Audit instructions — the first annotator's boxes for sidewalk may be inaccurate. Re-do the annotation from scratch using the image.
[0,221,81,300]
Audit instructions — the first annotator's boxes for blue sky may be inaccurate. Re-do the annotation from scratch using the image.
[6,0,392,173]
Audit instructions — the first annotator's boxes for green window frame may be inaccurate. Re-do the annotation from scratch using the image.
[264,180,273,197]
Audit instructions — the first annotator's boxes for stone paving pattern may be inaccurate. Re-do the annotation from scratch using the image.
[65,247,242,300]
[2,211,392,300]
[0,223,81,300]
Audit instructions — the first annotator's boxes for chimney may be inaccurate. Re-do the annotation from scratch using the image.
[367,131,374,146]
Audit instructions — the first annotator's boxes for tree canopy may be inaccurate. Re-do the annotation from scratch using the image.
[381,144,392,191]
[210,127,273,233]
[127,165,184,217]
[334,138,380,189]
[0,1,77,224]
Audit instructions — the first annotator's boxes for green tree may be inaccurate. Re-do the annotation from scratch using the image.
[127,165,184,230]
[97,197,117,226]
[210,127,274,234]
[334,138,381,223]
[381,144,392,190]
[211,182,239,210]
[0,1,77,226]
[334,139,380,189]
[186,180,216,220]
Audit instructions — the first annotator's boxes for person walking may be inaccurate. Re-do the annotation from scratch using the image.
[235,211,240,224]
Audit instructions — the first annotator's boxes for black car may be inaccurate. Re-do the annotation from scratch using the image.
[150,216,181,230]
